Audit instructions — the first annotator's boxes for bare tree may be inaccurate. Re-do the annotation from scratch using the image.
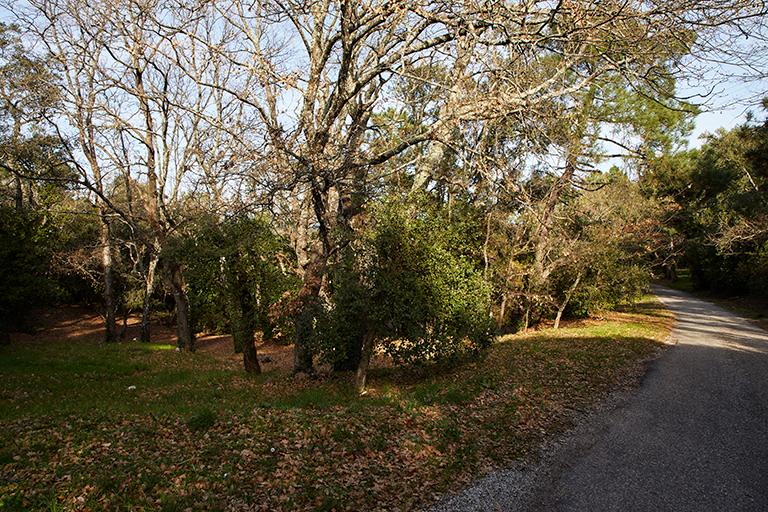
[175,0,472,372]
[8,0,766,364]
[12,0,253,348]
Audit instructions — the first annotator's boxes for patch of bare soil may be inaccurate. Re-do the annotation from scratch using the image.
[8,306,296,372]
[194,334,295,372]
[9,305,122,344]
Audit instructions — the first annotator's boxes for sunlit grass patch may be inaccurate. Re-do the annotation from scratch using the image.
[133,343,176,351]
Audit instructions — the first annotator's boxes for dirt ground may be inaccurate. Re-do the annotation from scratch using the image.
[8,306,295,371]
[7,305,594,375]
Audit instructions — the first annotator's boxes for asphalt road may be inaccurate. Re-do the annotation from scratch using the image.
[432,286,768,512]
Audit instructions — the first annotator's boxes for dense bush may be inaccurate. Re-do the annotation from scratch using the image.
[560,174,656,315]
[180,215,299,369]
[315,196,494,369]
[0,207,60,338]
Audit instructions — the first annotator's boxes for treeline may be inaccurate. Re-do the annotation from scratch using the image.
[644,114,768,296]
[1,1,766,390]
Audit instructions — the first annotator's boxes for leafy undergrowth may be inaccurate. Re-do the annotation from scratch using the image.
[0,299,673,511]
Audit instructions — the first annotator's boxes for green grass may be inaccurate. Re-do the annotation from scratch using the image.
[0,299,673,511]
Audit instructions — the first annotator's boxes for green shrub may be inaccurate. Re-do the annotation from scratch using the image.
[180,215,299,340]
[316,195,494,367]
[186,409,217,431]
[0,207,61,334]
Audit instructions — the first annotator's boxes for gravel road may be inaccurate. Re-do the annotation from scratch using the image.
[431,286,768,512]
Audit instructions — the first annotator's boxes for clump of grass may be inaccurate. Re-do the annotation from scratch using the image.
[186,409,217,431]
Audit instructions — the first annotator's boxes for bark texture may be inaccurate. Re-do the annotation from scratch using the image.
[354,334,376,395]
[169,263,195,351]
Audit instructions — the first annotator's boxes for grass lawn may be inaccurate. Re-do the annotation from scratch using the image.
[1,299,673,511]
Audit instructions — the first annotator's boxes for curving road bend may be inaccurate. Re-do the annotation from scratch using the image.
[432,286,768,512]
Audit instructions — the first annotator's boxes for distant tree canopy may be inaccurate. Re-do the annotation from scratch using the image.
[644,113,768,296]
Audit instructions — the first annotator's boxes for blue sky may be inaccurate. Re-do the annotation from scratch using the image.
[684,59,766,147]
[690,102,757,147]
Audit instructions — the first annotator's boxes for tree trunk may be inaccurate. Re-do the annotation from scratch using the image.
[554,273,581,330]
[119,309,129,340]
[13,175,23,212]
[410,38,471,194]
[232,315,260,373]
[169,263,195,351]
[496,253,518,330]
[497,293,508,330]
[243,337,261,374]
[292,254,325,374]
[140,252,159,342]
[293,259,319,377]
[483,212,491,279]
[527,86,595,313]
[553,307,565,330]
[354,333,375,395]
[100,217,117,343]
[25,180,36,210]
[220,251,263,373]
